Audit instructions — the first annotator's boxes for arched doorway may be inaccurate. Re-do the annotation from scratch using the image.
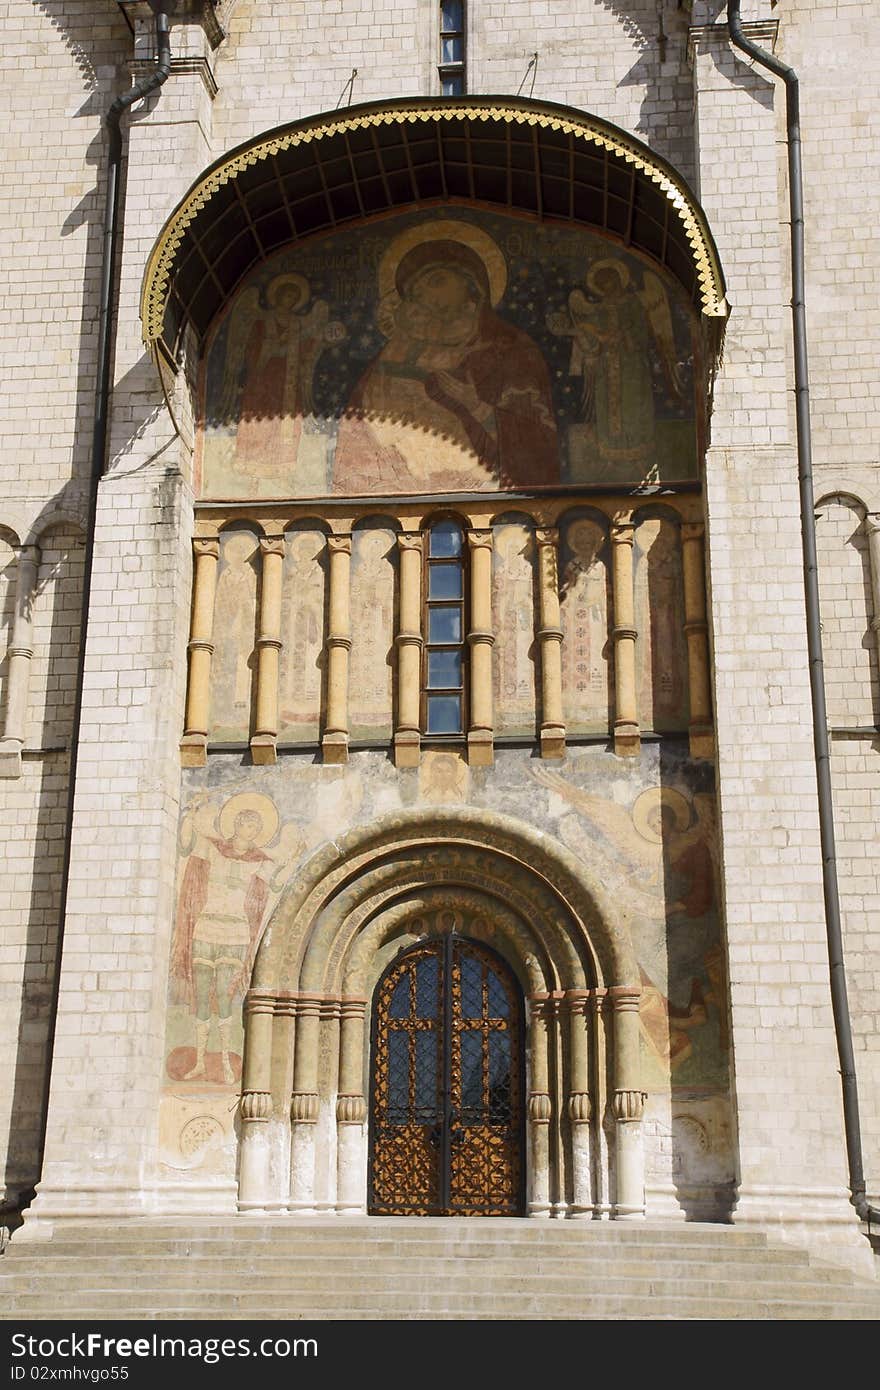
[368,933,525,1216]
[237,808,647,1221]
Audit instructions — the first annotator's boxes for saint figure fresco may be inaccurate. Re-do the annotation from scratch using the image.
[169,792,301,1085]
[334,223,558,493]
[549,258,686,483]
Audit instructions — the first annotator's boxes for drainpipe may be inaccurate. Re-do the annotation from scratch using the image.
[33,7,173,1191]
[726,0,879,1231]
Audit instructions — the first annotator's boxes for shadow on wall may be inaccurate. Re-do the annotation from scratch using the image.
[0,521,85,1228]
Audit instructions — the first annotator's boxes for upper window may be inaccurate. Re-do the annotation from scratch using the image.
[423,519,466,736]
[439,0,466,96]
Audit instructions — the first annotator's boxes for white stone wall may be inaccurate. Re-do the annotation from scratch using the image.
[0,0,876,1253]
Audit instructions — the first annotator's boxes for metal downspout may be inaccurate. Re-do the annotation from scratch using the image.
[726,0,879,1230]
[33,8,173,1194]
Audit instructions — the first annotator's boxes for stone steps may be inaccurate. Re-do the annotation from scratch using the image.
[3,1218,879,1321]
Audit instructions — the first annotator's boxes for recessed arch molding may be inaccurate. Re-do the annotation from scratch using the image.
[141,96,728,363]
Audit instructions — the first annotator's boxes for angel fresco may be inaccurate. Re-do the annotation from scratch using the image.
[531,767,727,1078]
[169,792,304,1086]
[212,272,345,482]
[548,259,686,484]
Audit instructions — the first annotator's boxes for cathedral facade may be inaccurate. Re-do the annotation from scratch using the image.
[2,0,878,1275]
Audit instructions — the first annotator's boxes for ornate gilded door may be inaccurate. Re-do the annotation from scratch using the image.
[368,935,525,1216]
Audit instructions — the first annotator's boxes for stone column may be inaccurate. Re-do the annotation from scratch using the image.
[610,516,640,756]
[238,992,275,1211]
[289,995,322,1212]
[564,990,592,1218]
[394,531,424,768]
[322,534,351,764]
[535,529,565,759]
[466,528,494,767]
[0,544,39,779]
[180,536,219,767]
[681,521,714,758]
[335,997,368,1214]
[251,534,284,766]
[610,986,646,1218]
[865,515,880,664]
[527,994,553,1216]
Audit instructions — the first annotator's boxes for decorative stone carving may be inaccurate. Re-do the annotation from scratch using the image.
[336,1094,367,1124]
[291,1091,320,1124]
[240,1090,272,1123]
[568,1092,592,1124]
[529,1092,552,1124]
[612,1088,647,1122]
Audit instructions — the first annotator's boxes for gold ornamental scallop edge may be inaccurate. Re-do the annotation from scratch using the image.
[140,104,729,347]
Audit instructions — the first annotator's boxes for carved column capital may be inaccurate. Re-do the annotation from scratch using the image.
[466,528,494,551]
[327,533,352,556]
[397,531,424,554]
[240,1090,272,1123]
[528,1092,552,1124]
[609,985,642,1014]
[291,1091,320,1124]
[192,536,220,560]
[612,1088,647,1123]
[259,534,285,557]
[568,1092,592,1125]
[681,521,705,544]
[336,1094,367,1125]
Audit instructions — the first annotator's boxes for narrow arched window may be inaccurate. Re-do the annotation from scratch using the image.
[439,0,466,96]
[423,518,466,736]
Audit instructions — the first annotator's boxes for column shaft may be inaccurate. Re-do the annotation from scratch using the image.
[251,535,284,765]
[322,535,351,764]
[610,518,640,756]
[535,529,565,759]
[336,997,368,1213]
[610,985,646,1218]
[865,516,880,660]
[0,543,39,778]
[180,537,219,767]
[466,529,494,766]
[238,995,274,1211]
[528,994,553,1216]
[394,532,423,767]
[681,521,714,758]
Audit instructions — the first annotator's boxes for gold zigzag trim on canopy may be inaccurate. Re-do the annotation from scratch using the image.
[140,100,728,347]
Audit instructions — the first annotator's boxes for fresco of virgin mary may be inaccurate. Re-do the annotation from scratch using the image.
[333,222,559,494]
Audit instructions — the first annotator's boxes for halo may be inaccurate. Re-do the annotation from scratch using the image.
[632,788,692,843]
[218,792,279,847]
[265,272,309,311]
[586,258,630,295]
[378,219,507,310]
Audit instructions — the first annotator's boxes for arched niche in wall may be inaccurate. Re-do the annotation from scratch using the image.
[142,99,726,503]
[349,516,398,741]
[491,511,537,737]
[210,521,261,744]
[632,504,688,733]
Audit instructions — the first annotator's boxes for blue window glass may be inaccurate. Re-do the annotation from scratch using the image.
[427,649,462,689]
[460,1030,483,1115]
[428,607,461,644]
[415,954,439,1018]
[429,520,462,557]
[389,973,410,1019]
[426,694,462,734]
[441,71,465,97]
[487,969,509,1019]
[429,563,462,600]
[387,1030,410,1122]
[441,0,463,30]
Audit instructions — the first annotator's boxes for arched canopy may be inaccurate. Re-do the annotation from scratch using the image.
[141,96,727,362]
